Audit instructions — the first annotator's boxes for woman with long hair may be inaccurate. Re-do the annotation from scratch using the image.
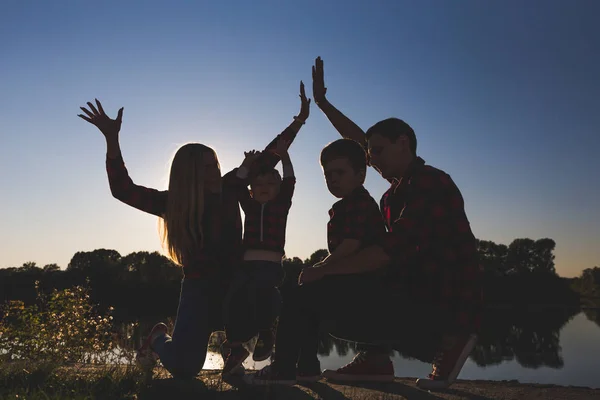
[78,83,310,378]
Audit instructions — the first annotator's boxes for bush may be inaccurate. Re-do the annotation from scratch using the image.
[0,283,118,364]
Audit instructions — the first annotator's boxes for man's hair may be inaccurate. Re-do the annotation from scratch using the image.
[320,138,367,173]
[365,118,417,156]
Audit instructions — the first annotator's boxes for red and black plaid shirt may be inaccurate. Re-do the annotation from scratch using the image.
[327,185,386,254]
[105,127,298,279]
[379,157,483,329]
[236,176,295,254]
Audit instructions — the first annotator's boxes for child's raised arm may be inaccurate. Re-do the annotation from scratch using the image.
[233,150,262,209]
[270,139,294,178]
[252,81,310,176]
[269,139,295,203]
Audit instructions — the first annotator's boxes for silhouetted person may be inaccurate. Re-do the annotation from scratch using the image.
[77,87,309,379]
[221,112,304,377]
[247,57,482,390]
[249,138,387,385]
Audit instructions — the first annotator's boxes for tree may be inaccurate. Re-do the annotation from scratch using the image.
[575,266,600,297]
[477,240,508,275]
[581,266,600,285]
[67,249,122,276]
[283,257,304,268]
[66,249,123,306]
[531,238,556,274]
[304,249,329,266]
[42,264,61,273]
[506,238,556,275]
[19,262,41,273]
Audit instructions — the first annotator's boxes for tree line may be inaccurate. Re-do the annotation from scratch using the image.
[0,237,596,320]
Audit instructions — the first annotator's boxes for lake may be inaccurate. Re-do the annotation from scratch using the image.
[185,310,600,389]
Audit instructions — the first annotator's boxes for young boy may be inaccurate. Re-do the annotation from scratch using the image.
[222,139,295,377]
[315,138,386,268]
[248,138,387,384]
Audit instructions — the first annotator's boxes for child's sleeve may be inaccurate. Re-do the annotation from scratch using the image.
[278,176,296,205]
[252,126,299,174]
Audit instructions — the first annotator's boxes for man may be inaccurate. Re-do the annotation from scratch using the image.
[248,57,482,390]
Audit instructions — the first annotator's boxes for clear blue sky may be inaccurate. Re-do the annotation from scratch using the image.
[1,0,598,277]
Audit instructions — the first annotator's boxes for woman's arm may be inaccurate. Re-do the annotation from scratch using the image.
[79,99,167,217]
[229,150,262,210]
[105,152,167,217]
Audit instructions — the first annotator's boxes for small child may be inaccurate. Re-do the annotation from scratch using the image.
[222,139,296,376]
[248,138,388,384]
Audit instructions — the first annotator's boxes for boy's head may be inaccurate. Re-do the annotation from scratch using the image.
[320,139,367,198]
[250,167,282,203]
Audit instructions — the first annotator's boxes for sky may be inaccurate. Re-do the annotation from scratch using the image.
[1,0,598,278]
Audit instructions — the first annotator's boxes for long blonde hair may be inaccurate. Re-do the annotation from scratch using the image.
[160,143,220,266]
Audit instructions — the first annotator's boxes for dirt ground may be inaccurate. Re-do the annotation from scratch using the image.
[141,369,600,400]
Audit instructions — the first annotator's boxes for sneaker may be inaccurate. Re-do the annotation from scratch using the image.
[222,345,250,378]
[322,351,395,382]
[253,329,275,362]
[416,334,477,390]
[244,362,296,386]
[136,322,168,370]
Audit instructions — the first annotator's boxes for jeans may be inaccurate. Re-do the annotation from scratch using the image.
[223,260,284,343]
[153,278,224,379]
[274,273,471,373]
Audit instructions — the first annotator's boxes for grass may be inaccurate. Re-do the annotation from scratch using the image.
[2,361,600,400]
[0,362,144,399]
[0,362,417,400]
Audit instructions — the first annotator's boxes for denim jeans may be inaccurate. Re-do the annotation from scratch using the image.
[223,260,284,343]
[153,278,224,379]
[274,273,463,373]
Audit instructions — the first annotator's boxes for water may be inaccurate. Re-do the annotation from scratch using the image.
[192,310,600,388]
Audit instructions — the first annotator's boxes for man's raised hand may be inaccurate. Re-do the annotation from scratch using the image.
[312,56,327,106]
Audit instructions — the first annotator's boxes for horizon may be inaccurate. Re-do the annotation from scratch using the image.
[1,1,599,278]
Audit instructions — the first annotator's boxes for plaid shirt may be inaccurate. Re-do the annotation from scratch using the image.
[379,157,483,329]
[105,126,298,279]
[236,176,295,254]
[327,186,386,254]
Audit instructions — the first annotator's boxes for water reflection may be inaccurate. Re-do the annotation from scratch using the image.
[583,307,600,328]
[116,309,600,387]
[127,308,581,369]
[470,309,578,369]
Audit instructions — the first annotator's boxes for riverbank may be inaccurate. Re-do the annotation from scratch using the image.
[195,370,599,400]
[2,364,599,399]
